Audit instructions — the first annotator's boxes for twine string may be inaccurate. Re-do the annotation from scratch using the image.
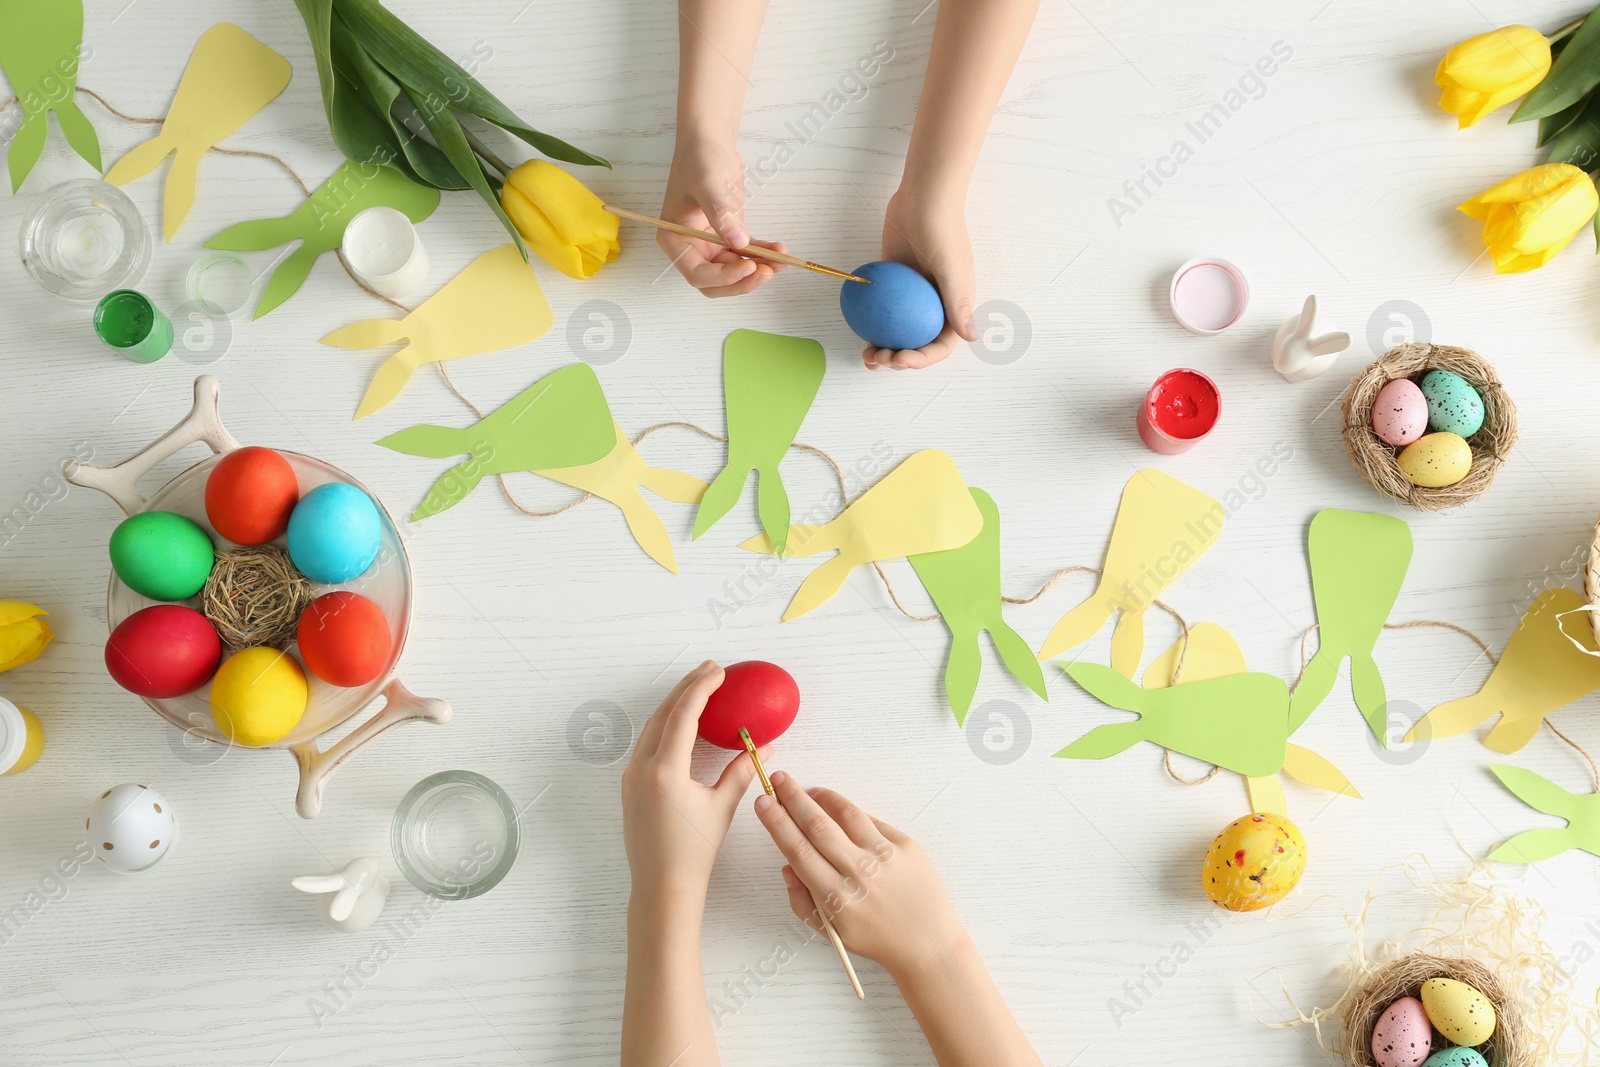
[45,88,1598,790]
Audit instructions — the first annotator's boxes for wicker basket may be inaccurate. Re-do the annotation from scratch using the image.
[1340,343,1516,511]
[1342,954,1529,1067]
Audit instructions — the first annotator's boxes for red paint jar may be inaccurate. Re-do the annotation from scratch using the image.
[1138,369,1220,455]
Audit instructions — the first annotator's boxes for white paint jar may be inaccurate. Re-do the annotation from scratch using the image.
[342,207,429,300]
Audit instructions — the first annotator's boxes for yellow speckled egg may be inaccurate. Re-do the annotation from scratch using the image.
[1420,977,1496,1047]
[1202,812,1306,911]
[210,647,308,747]
[1397,432,1472,488]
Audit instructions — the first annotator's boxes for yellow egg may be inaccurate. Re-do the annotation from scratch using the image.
[1397,431,1472,488]
[210,647,308,747]
[1202,812,1306,911]
[1420,977,1496,1047]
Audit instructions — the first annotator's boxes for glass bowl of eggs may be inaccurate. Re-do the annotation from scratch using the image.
[69,376,451,817]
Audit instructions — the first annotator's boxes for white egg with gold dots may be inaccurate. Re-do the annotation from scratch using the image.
[86,784,177,874]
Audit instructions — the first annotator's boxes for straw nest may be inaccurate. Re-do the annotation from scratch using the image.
[1340,343,1516,511]
[1585,514,1600,649]
[201,545,312,651]
[1342,954,1527,1067]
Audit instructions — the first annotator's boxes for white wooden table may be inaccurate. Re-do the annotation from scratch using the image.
[4,1,1600,1063]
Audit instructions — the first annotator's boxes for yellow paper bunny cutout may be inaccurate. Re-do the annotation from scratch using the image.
[1141,622,1359,815]
[740,449,983,622]
[1408,588,1600,754]
[1039,469,1223,676]
[103,24,290,241]
[321,245,555,420]
[534,424,707,574]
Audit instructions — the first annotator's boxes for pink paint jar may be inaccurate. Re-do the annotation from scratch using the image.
[1138,369,1220,455]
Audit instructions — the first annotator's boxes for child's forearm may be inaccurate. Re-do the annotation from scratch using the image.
[901,0,1041,204]
[889,932,1044,1067]
[675,0,770,142]
[621,889,719,1067]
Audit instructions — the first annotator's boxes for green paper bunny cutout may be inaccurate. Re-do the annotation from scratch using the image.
[908,488,1047,725]
[692,329,825,557]
[207,161,439,318]
[1488,765,1600,863]
[1288,508,1412,739]
[0,0,100,191]
[1056,662,1289,776]
[375,363,617,521]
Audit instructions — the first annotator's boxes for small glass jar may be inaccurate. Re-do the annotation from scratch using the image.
[20,179,151,303]
[391,770,519,899]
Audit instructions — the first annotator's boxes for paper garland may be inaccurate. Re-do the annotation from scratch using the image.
[693,329,826,557]
[1037,469,1223,676]
[376,364,617,520]
[907,488,1048,725]
[322,244,554,420]
[534,424,708,574]
[0,0,100,191]
[378,364,705,573]
[740,450,983,622]
[1139,624,1358,810]
[1487,765,1600,864]
[206,161,439,319]
[103,23,291,241]
[1289,508,1412,739]
[1409,588,1600,753]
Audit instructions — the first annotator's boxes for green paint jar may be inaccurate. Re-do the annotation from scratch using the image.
[93,289,173,363]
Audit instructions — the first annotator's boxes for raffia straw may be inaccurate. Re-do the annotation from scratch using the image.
[1341,343,1517,512]
[201,546,313,651]
[1261,857,1600,1067]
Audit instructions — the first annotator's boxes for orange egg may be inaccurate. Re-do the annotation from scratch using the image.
[296,591,392,687]
[205,447,299,546]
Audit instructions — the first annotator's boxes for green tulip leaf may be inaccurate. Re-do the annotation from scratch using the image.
[339,0,609,170]
[1514,10,1600,122]
[1538,93,1588,146]
[1545,91,1600,166]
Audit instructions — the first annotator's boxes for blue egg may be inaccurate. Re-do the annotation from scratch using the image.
[839,261,945,351]
[1423,1047,1488,1067]
[287,483,382,584]
[1420,369,1485,437]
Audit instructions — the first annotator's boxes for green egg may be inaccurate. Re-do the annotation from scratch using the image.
[1420,369,1485,437]
[109,511,215,601]
[1423,1047,1488,1067]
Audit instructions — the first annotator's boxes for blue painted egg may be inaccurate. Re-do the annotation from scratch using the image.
[839,261,944,351]
[1422,1047,1488,1067]
[287,483,382,584]
[1420,369,1485,437]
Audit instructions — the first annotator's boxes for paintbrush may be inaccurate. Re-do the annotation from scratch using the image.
[605,206,869,284]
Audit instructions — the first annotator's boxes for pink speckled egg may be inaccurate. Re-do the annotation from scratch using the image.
[1372,378,1428,447]
[1372,996,1433,1067]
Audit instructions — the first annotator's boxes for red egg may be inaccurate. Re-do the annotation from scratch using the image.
[296,591,392,687]
[105,605,222,698]
[205,447,300,546]
[698,661,800,750]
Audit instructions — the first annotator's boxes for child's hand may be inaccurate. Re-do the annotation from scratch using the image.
[754,770,967,978]
[862,188,980,370]
[659,137,789,297]
[622,661,773,900]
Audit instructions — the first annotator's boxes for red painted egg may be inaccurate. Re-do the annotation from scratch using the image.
[296,591,392,687]
[205,447,300,546]
[698,661,800,750]
[105,605,222,698]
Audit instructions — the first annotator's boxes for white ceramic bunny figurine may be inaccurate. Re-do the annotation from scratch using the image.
[1270,295,1350,383]
[291,858,390,933]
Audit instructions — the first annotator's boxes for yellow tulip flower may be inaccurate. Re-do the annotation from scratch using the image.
[0,600,52,673]
[1458,164,1598,273]
[500,160,620,279]
[1436,25,1551,128]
